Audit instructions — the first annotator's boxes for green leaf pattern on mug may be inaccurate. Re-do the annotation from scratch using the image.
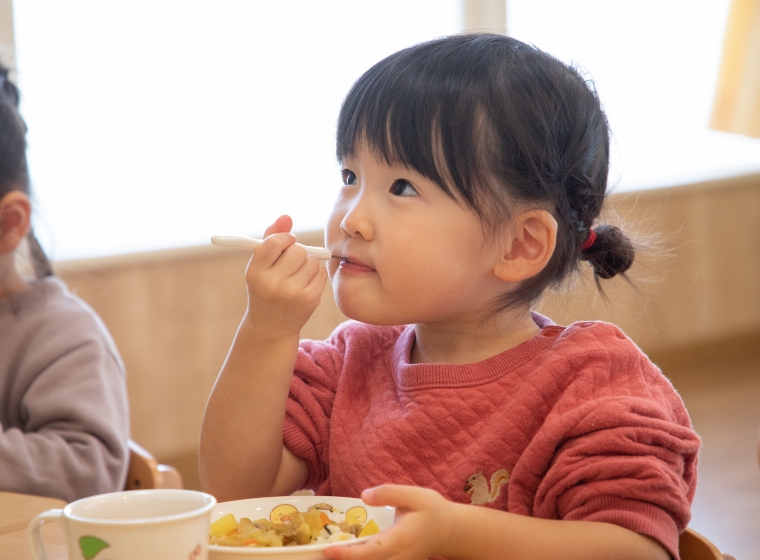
[79,536,110,559]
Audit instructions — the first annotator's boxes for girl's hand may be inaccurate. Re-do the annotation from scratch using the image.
[243,214,328,339]
[324,485,460,560]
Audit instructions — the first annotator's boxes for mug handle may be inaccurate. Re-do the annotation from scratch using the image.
[27,508,64,560]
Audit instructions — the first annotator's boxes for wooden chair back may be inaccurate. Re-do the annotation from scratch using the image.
[124,439,183,490]
[679,527,735,560]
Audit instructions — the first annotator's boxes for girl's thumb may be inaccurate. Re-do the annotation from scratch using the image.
[264,214,293,237]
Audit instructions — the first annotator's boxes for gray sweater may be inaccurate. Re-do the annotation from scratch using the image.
[0,277,129,502]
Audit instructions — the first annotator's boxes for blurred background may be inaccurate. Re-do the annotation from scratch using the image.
[2,0,758,557]
[7,0,760,260]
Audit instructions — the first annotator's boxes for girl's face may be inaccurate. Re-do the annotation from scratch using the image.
[326,146,507,327]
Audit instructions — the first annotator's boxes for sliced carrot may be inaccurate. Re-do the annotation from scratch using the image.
[319,512,330,526]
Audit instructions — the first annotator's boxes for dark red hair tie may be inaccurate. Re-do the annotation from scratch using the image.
[581,229,597,251]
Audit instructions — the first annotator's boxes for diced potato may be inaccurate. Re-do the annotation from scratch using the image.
[359,519,380,538]
[209,506,383,548]
[288,512,304,528]
[210,513,239,538]
[295,522,312,545]
[344,513,363,527]
[238,518,258,536]
[256,530,284,547]
[301,510,324,536]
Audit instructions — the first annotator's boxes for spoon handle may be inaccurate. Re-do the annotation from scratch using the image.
[211,235,333,260]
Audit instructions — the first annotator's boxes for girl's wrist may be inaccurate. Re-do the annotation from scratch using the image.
[239,311,303,344]
[437,501,473,560]
[439,502,518,560]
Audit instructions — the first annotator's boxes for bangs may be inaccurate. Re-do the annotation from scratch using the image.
[336,35,502,213]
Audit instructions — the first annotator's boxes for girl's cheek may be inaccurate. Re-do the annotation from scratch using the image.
[325,206,345,243]
[327,259,339,282]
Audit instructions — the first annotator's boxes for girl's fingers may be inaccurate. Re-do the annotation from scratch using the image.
[361,484,430,511]
[299,258,328,295]
[276,255,325,302]
[326,486,444,560]
[263,214,294,237]
[247,241,325,305]
[324,533,401,560]
[249,232,299,271]
[268,243,322,285]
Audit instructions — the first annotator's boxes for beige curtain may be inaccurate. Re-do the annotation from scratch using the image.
[463,0,506,34]
[710,0,760,138]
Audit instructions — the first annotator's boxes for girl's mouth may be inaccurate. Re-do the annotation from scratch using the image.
[338,256,375,273]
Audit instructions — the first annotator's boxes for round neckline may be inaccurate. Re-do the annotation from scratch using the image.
[392,319,564,391]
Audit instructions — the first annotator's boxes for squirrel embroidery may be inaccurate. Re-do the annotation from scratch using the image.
[463,469,510,505]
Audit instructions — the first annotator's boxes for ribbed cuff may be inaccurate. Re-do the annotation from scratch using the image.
[283,415,323,490]
[564,495,681,560]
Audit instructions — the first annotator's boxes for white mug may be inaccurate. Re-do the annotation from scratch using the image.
[27,489,216,560]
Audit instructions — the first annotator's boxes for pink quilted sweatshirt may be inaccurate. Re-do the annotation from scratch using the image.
[283,315,700,559]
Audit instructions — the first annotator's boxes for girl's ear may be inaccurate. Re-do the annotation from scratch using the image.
[0,190,32,255]
[493,209,557,282]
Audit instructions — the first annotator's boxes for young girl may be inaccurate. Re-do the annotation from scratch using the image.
[0,64,130,501]
[200,34,699,560]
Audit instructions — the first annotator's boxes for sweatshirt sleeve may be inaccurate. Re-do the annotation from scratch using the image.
[283,329,346,490]
[527,324,700,560]
[0,338,130,503]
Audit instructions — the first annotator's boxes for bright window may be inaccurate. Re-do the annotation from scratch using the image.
[13,1,461,260]
[14,1,760,260]
[507,0,760,191]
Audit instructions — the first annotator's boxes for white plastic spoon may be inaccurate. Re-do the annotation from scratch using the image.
[210,235,335,260]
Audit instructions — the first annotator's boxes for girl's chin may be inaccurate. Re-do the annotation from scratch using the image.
[336,305,415,327]
[334,299,369,323]
[335,297,394,326]
[334,284,422,326]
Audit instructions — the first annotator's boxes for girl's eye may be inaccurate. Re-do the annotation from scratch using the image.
[342,170,357,185]
[390,179,418,197]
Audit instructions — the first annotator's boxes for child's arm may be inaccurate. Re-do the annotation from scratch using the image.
[325,485,671,560]
[0,341,129,503]
[199,216,327,501]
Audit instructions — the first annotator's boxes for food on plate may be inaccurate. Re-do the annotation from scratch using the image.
[209,503,381,548]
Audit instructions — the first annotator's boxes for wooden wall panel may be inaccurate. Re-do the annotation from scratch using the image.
[56,248,248,459]
[536,174,760,350]
[54,174,760,460]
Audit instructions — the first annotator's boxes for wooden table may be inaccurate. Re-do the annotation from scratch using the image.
[0,491,68,559]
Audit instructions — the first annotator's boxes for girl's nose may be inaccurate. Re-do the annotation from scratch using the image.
[339,193,374,241]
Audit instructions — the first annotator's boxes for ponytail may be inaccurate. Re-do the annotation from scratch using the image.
[580,225,635,281]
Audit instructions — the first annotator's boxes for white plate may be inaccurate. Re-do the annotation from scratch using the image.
[208,496,395,560]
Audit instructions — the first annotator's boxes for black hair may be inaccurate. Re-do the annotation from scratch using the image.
[0,63,53,279]
[337,34,634,309]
